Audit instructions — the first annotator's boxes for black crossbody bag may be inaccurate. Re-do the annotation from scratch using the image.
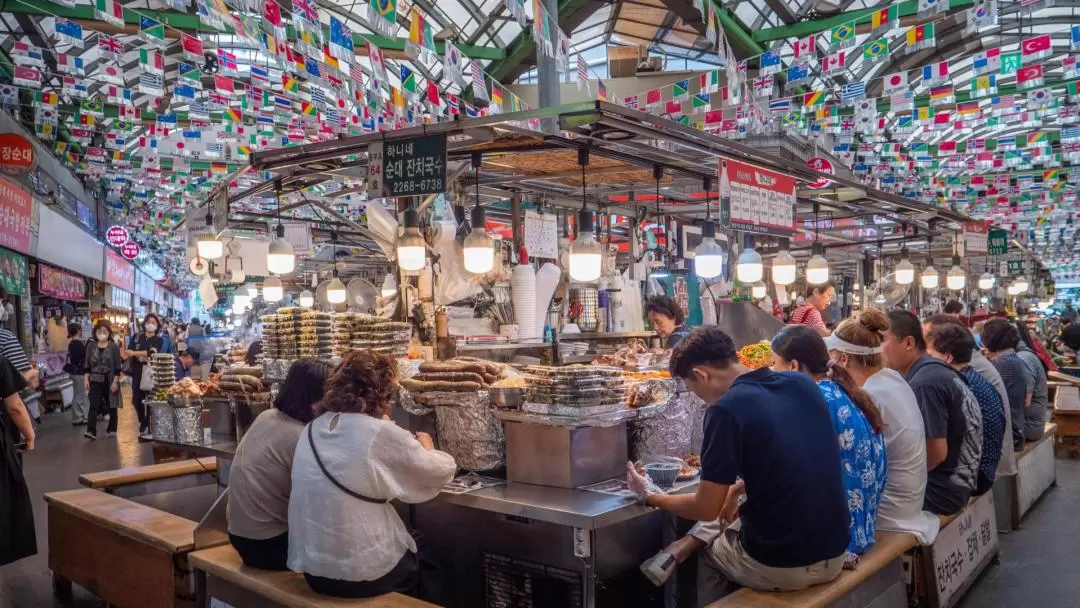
[307,423,388,505]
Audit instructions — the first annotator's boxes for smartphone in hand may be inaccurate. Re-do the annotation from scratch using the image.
[14,441,27,452]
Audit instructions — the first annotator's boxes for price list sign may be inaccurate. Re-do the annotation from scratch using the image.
[366,134,447,198]
[719,159,796,236]
[988,229,1008,256]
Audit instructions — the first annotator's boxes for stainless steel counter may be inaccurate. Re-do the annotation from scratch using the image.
[436,478,698,530]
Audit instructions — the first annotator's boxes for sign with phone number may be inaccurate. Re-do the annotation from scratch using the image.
[365,134,447,198]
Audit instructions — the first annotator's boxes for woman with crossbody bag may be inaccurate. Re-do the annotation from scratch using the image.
[124,313,166,437]
[84,321,122,440]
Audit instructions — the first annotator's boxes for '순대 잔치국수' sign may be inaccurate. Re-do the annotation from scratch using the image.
[366,134,447,198]
[38,264,86,300]
[719,158,796,236]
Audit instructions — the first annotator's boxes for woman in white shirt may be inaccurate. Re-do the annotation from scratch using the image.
[288,351,457,598]
[824,309,940,545]
[227,359,333,569]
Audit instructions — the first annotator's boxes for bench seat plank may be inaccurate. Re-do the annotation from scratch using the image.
[190,544,439,608]
[79,457,218,489]
[709,531,917,608]
[44,488,196,553]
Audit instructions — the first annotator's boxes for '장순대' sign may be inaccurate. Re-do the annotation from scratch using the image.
[719,159,796,236]
[366,134,447,198]
[929,489,998,607]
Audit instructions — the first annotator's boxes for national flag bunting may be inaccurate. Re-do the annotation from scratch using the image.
[1021,34,1052,62]
[55,18,84,47]
[906,23,935,53]
[871,5,897,33]
[94,0,125,26]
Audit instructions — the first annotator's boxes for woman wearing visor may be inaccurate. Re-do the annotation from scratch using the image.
[824,309,940,545]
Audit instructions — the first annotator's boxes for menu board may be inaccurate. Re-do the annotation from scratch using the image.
[0,248,27,296]
[0,175,33,254]
[719,159,796,236]
[962,221,988,255]
[367,134,447,198]
[38,264,86,300]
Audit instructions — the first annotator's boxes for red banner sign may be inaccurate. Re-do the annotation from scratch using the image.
[38,264,86,301]
[120,240,141,260]
[720,159,797,236]
[104,248,135,292]
[805,156,835,189]
[0,134,35,176]
[105,225,129,247]
[0,175,33,254]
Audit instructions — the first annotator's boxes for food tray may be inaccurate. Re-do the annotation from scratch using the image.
[521,401,627,416]
[525,386,624,399]
[523,374,625,389]
[521,364,624,379]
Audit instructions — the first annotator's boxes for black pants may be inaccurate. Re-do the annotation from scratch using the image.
[305,550,418,599]
[85,382,117,437]
[229,532,289,571]
[132,385,149,432]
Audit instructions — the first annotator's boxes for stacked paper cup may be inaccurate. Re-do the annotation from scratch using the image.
[511,264,537,342]
[534,263,562,340]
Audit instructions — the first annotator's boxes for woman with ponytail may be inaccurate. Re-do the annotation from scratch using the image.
[771,325,887,560]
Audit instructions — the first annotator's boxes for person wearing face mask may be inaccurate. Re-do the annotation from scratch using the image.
[124,313,166,437]
[84,320,122,440]
[631,327,848,602]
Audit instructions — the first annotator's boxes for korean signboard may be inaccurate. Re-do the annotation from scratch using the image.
[105,225,129,247]
[805,156,834,189]
[988,229,1008,256]
[719,158,797,236]
[1008,259,1025,276]
[0,134,35,176]
[38,264,86,301]
[928,490,998,607]
[0,248,27,297]
[104,248,135,293]
[366,134,447,198]
[0,175,33,254]
[962,221,988,255]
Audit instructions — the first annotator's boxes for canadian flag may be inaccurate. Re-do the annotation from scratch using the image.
[821,51,846,73]
[793,36,815,63]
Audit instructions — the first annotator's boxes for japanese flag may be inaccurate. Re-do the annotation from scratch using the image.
[882,71,909,93]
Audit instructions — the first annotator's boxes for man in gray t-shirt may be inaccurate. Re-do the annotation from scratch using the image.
[1015,343,1048,441]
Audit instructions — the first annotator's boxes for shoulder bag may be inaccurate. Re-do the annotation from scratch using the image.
[307,423,388,504]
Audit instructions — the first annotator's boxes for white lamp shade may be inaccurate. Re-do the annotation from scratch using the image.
[751,282,767,299]
[1013,277,1029,291]
[921,266,939,289]
[946,265,966,290]
[736,248,763,283]
[267,238,295,275]
[298,290,315,307]
[978,273,996,290]
[326,277,347,304]
[196,236,224,260]
[569,234,603,282]
[772,250,797,285]
[462,231,495,274]
[231,299,247,315]
[262,276,283,302]
[806,255,829,285]
[894,259,915,285]
[694,238,724,279]
[397,229,427,271]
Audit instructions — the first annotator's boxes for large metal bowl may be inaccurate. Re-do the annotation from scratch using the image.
[489,387,524,409]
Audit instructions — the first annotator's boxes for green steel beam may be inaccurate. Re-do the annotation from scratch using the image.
[714,5,763,57]
[486,0,596,82]
[754,0,975,43]
[6,0,506,60]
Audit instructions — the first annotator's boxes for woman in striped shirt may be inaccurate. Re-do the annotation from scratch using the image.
[789,281,835,337]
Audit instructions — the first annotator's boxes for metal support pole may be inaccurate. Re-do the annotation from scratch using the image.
[536,0,561,133]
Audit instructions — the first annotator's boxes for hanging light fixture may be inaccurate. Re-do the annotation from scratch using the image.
[195,208,224,259]
[751,281,767,299]
[298,289,315,307]
[772,239,796,286]
[806,203,829,284]
[1013,275,1030,292]
[920,234,937,288]
[463,153,495,274]
[694,177,724,279]
[262,276,283,302]
[736,235,763,283]
[894,235,914,285]
[266,183,295,275]
[979,272,996,290]
[946,235,966,290]
[569,149,602,282]
[326,231,347,304]
[381,273,398,298]
[397,207,427,271]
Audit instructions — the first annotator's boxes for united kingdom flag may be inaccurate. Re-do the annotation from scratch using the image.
[98,35,124,60]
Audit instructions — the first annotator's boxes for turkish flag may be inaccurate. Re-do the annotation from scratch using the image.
[1021,34,1051,61]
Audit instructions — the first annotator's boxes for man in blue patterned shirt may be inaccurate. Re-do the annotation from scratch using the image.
[925,321,1004,496]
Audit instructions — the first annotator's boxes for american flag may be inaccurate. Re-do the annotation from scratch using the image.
[992,95,1014,114]
[577,53,588,90]
[471,62,487,102]
[349,63,365,86]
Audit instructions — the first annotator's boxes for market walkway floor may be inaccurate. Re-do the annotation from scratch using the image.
[3,407,1080,608]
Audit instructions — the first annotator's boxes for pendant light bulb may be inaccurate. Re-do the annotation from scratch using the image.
[326,277,347,304]
[298,289,315,308]
[397,208,427,272]
[262,276,283,302]
[772,248,797,286]
[569,209,602,282]
[196,233,224,260]
[463,206,495,274]
[1013,276,1029,292]
[751,281,767,299]
[693,221,724,279]
[267,233,295,275]
[736,243,763,284]
[807,242,830,285]
[920,265,939,289]
[979,272,996,290]
[894,247,914,285]
[946,256,966,290]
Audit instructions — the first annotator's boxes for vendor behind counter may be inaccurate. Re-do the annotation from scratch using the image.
[646,296,691,348]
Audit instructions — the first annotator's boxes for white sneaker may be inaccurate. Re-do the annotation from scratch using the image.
[83,432,97,441]
[640,551,677,587]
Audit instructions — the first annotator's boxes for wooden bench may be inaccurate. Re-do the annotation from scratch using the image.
[910,490,999,608]
[1012,422,1057,525]
[46,488,224,607]
[189,544,439,608]
[79,458,219,499]
[707,531,917,608]
[1053,387,1080,458]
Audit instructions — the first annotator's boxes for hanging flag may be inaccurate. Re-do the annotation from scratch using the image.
[890,90,914,112]
[802,90,826,108]
[1072,25,1080,52]
[368,0,398,37]
[672,79,690,100]
[406,9,437,63]
[966,0,998,33]
[11,42,44,67]
[98,35,124,61]
[841,82,866,104]
[181,33,204,61]
[328,15,355,65]
[1028,87,1051,110]
[753,75,773,98]
[400,64,417,99]
[444,41,465,87]
[971,74,998,95]
[918,0,947,18]
[759,51,782,75]
[139,49,165,76]
[871,5,898,33]
[829,21,856,49]
[94,0,125,27]
[577,54,589,91]
[471,61,488,102]
[13,66,41,87]
[61,75,87,97]
[56,54,84,76]
[972,48,1001,75]
[214,75,235,95]
[699,70,720,94]
[263,0,285,38]
[914,106,934,124]
[862,39,888,64]
[217,49,239,74]
[1016,64,1044,88]
[532,0,554,58]
[882,71,909,93]
[1064,55,1079,79]
[821,51,846,74]
[137,15,167,48]
[929,86,955,105]
[691,92,710,111]
[178,62,202,89]
[250,65,270,86]
[1021,34,1052,62]
[906,23,935,53]
[793,36,815,64]
[768,98,791,113]
[367,41,388,91]
[786,64,811,85]
[138,72,165,96]
[55,18,84,47]
[922,61,950,86]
